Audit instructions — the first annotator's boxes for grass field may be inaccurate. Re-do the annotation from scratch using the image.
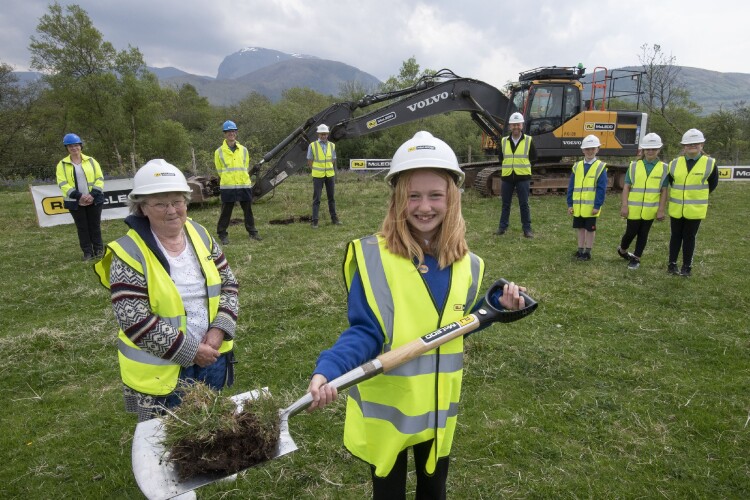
[1,173,748,499]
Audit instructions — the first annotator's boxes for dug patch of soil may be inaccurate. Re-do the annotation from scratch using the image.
[168,410,280,479]
[269,214,312,225]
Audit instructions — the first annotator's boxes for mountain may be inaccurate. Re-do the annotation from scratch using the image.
[216,47,318,80]
[155,47,381,105]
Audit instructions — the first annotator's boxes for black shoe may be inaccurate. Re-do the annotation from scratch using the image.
[219,235,229,245]
[627,257,640,270]
[494,229,506,236]
[249,233,263,241]
[311,221,319,229]
[680,266,692,277]
[332,219,343,226]
[573,250,582,259]
[523,231,534,239]
[667,263,681,275]
[82,253,94,262]
[617,247,634,261]
[579,252,591,261]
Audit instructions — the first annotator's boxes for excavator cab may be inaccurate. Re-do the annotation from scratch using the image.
[503,66,646,159]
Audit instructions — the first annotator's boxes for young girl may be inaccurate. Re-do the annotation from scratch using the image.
[306,131,526,499]
[617,133,669,270]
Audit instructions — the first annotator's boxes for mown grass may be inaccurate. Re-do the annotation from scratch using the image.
[1,173,748,499]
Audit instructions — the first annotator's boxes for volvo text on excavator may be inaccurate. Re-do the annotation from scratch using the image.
[249,66,647,200]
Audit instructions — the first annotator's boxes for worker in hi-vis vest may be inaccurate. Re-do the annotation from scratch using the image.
[306,131,528,499]
[567,134,608,261]
[616,133,669,270]
[495,112,537,238]
[665,128,718,277]
[307,124,341,228]
[214,120,262,244]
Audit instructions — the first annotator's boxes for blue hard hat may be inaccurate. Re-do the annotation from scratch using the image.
[63,133,83,146]
[222,120,238,131]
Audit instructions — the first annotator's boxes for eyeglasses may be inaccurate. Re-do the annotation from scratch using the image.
[147,200,187,212]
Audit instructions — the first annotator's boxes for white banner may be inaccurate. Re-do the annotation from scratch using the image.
[30,178,134,227]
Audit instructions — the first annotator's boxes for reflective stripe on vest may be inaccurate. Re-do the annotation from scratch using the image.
[341,234,484,477]
[216,142,252,189]
[500,135,532,176]
[311,141,335,178]
[571,160,606,217]
[668,156,715,219]
[94,219,231,395]
[627,160,667,220]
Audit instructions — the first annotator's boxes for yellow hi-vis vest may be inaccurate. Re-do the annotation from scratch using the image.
[310,140,335,178]
[214,140,252,189]
[668,155,715,219]
[500,135,532,176]
[341,234,484,477]
[94,219,232,395]
[627,160,667,220]
[571,159,607,217]
[56,154,104,203]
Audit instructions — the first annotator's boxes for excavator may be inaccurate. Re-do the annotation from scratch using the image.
[245,66,647,200]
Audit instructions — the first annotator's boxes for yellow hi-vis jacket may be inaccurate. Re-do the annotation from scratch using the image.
[94,219,232,395]
[500,135,532,176]
[627,160,667,220]
[571,159,607,217]
[668,155,716,219]
[310,140,336,178]
[341,234,484,477]
[56,154,104,209]
[214,140,252,188]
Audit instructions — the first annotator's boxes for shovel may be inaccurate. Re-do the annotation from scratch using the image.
[132,278,537,499]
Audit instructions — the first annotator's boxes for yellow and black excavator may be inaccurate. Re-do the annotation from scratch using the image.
[249,66,647,199]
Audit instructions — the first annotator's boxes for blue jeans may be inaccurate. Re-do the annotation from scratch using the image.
[499,178,532,232]
[162,351,235,409]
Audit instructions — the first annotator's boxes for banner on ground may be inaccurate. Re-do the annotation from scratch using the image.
[30,178,133,228]
[718,166,750,181]
[349,159,391,170]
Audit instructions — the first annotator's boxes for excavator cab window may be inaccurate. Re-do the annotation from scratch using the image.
[564,85,581,122]
[526,85,564,135]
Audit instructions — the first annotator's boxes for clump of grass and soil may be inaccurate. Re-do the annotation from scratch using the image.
[160,383,280,479]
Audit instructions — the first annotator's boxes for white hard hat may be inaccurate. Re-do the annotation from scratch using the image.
[581,134,601,149]
[641,132,663,149]
[129,159,191,199]
[316,124,330,134]
[680,128,705,145]
[508,112,524,124]
[385,131,464,187]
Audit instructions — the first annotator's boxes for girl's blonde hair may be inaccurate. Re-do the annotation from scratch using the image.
[380,168,468,269]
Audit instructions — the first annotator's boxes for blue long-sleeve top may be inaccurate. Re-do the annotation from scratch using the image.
[313,253,504,382]
[566,159,608,209]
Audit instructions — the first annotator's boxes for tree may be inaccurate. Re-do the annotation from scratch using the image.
[638,44,699,135]
[29,2,149,170]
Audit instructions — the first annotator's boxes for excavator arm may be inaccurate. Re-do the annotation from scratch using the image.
[251,70,509,199]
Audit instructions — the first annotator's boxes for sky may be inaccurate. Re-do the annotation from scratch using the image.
[2,0,750,88]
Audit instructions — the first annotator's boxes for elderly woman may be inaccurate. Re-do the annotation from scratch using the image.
[95,159,239,422]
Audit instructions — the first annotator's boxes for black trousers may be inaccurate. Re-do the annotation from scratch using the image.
[70,203,103,257]
[371,440,449,500]
[312,176,338,222]
[217,200,257,237]
[669,217,702,268]
[619,218,655,258]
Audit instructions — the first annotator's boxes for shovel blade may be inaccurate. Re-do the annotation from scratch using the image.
[132,388,297,499]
